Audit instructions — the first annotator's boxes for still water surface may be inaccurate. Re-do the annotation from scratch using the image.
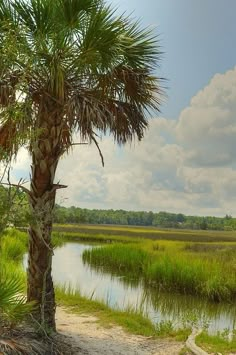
[24,242,236,333]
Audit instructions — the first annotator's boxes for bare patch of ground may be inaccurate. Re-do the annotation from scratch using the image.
[56,307,184,355]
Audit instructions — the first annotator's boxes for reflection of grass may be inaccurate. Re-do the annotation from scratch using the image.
[1,227,236,352]
[55,284,189,340]
[196,331,236,354]
[83,241,236,302]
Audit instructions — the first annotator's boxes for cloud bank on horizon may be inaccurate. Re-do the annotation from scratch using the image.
[10,66,236,216]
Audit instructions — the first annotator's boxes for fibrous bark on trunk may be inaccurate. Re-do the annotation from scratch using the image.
[27,104,64,331]
[27,187,56,330]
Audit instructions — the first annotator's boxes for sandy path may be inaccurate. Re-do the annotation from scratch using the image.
[56,308,184,355]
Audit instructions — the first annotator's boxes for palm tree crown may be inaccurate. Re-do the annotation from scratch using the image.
[0,0,162,157]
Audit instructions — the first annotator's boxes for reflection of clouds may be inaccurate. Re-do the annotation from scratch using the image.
[53,243,144,305]
[24,243,236,333]
[52,243,235,333]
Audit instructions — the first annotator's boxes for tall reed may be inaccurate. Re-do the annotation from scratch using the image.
[83,244,236,302]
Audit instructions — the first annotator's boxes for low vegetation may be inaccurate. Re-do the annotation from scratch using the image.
[196,330,236,354]
[56,285,189,341]
[0,229,31,326]
[82,238,236,302]
[0,226,235,353]
[54,223,236,242]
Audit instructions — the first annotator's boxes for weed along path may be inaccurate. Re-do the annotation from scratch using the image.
[56,307,184,354]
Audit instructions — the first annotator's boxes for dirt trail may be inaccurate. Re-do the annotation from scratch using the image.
[56,307,184,355]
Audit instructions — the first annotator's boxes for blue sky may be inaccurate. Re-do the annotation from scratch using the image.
[111,0,236,118]
[12,1,236,216]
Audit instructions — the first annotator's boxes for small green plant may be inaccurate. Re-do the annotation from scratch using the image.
[0,269,33,326]
[156,320,174,335]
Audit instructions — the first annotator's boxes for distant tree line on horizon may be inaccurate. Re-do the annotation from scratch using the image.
[1,186,235,231]
[53,205,236,231]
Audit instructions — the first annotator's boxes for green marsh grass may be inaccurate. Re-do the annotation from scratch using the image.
[54,223,236,242]
[83,242,236,302]
[0,236,26,261]
[1,226,235,351]
[53,230,143,244]
[83,244,150,276]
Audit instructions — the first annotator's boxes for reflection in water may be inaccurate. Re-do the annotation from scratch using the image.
[23,242,236,333]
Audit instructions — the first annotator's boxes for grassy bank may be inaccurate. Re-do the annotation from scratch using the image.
[196,331,236,354]
[56,286,236,353]
[83,241,236,302]
[56,285,189,341]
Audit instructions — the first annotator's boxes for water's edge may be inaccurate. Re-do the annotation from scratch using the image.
[23,242,236,334]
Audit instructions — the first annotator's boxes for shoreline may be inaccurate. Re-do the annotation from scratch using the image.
[56,307,184,355]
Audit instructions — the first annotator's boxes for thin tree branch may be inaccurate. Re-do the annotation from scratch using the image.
[91,135,104,167]
[1,182,31,195]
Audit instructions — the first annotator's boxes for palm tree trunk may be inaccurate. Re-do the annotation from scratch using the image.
[27,185,56,331]
[27,112,63,331]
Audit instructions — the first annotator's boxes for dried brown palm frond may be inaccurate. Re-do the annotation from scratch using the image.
[0,337,55,354]
[0,338,29,354]
[0,331,77,354]
[0,121,17,156]
[0,85,14,106]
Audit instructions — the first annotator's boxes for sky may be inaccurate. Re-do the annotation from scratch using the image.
[10,0,236,216]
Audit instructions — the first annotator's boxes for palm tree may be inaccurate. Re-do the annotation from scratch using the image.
[0,0,163,330]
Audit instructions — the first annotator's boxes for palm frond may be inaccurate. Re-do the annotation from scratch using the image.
[0,0,163,155]
[0,270,33,326]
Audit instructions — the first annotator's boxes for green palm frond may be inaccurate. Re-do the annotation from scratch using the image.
[0,270,33,326]
[0,0,163,157]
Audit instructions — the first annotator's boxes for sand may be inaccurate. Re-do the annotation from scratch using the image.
[56,307,184,355]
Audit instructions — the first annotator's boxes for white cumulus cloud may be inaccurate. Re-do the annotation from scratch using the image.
[7,66,236,216]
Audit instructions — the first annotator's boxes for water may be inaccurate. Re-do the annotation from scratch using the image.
[23,242,236,333]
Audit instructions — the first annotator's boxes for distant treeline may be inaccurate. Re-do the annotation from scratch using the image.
[1,185,235,231]
[54,205,236,231]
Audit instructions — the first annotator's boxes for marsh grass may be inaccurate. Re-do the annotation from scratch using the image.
[54,224,236,242]
[53,231,143,244]
[83,243,236,302]
[83,244,150,276]
[1,227,235,352]
[52,232,66,248]
[0,237,26,261]
[184,243,236,253]
[0,229,27,261]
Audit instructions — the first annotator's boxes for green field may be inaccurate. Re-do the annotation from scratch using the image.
[54,223,236,242]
